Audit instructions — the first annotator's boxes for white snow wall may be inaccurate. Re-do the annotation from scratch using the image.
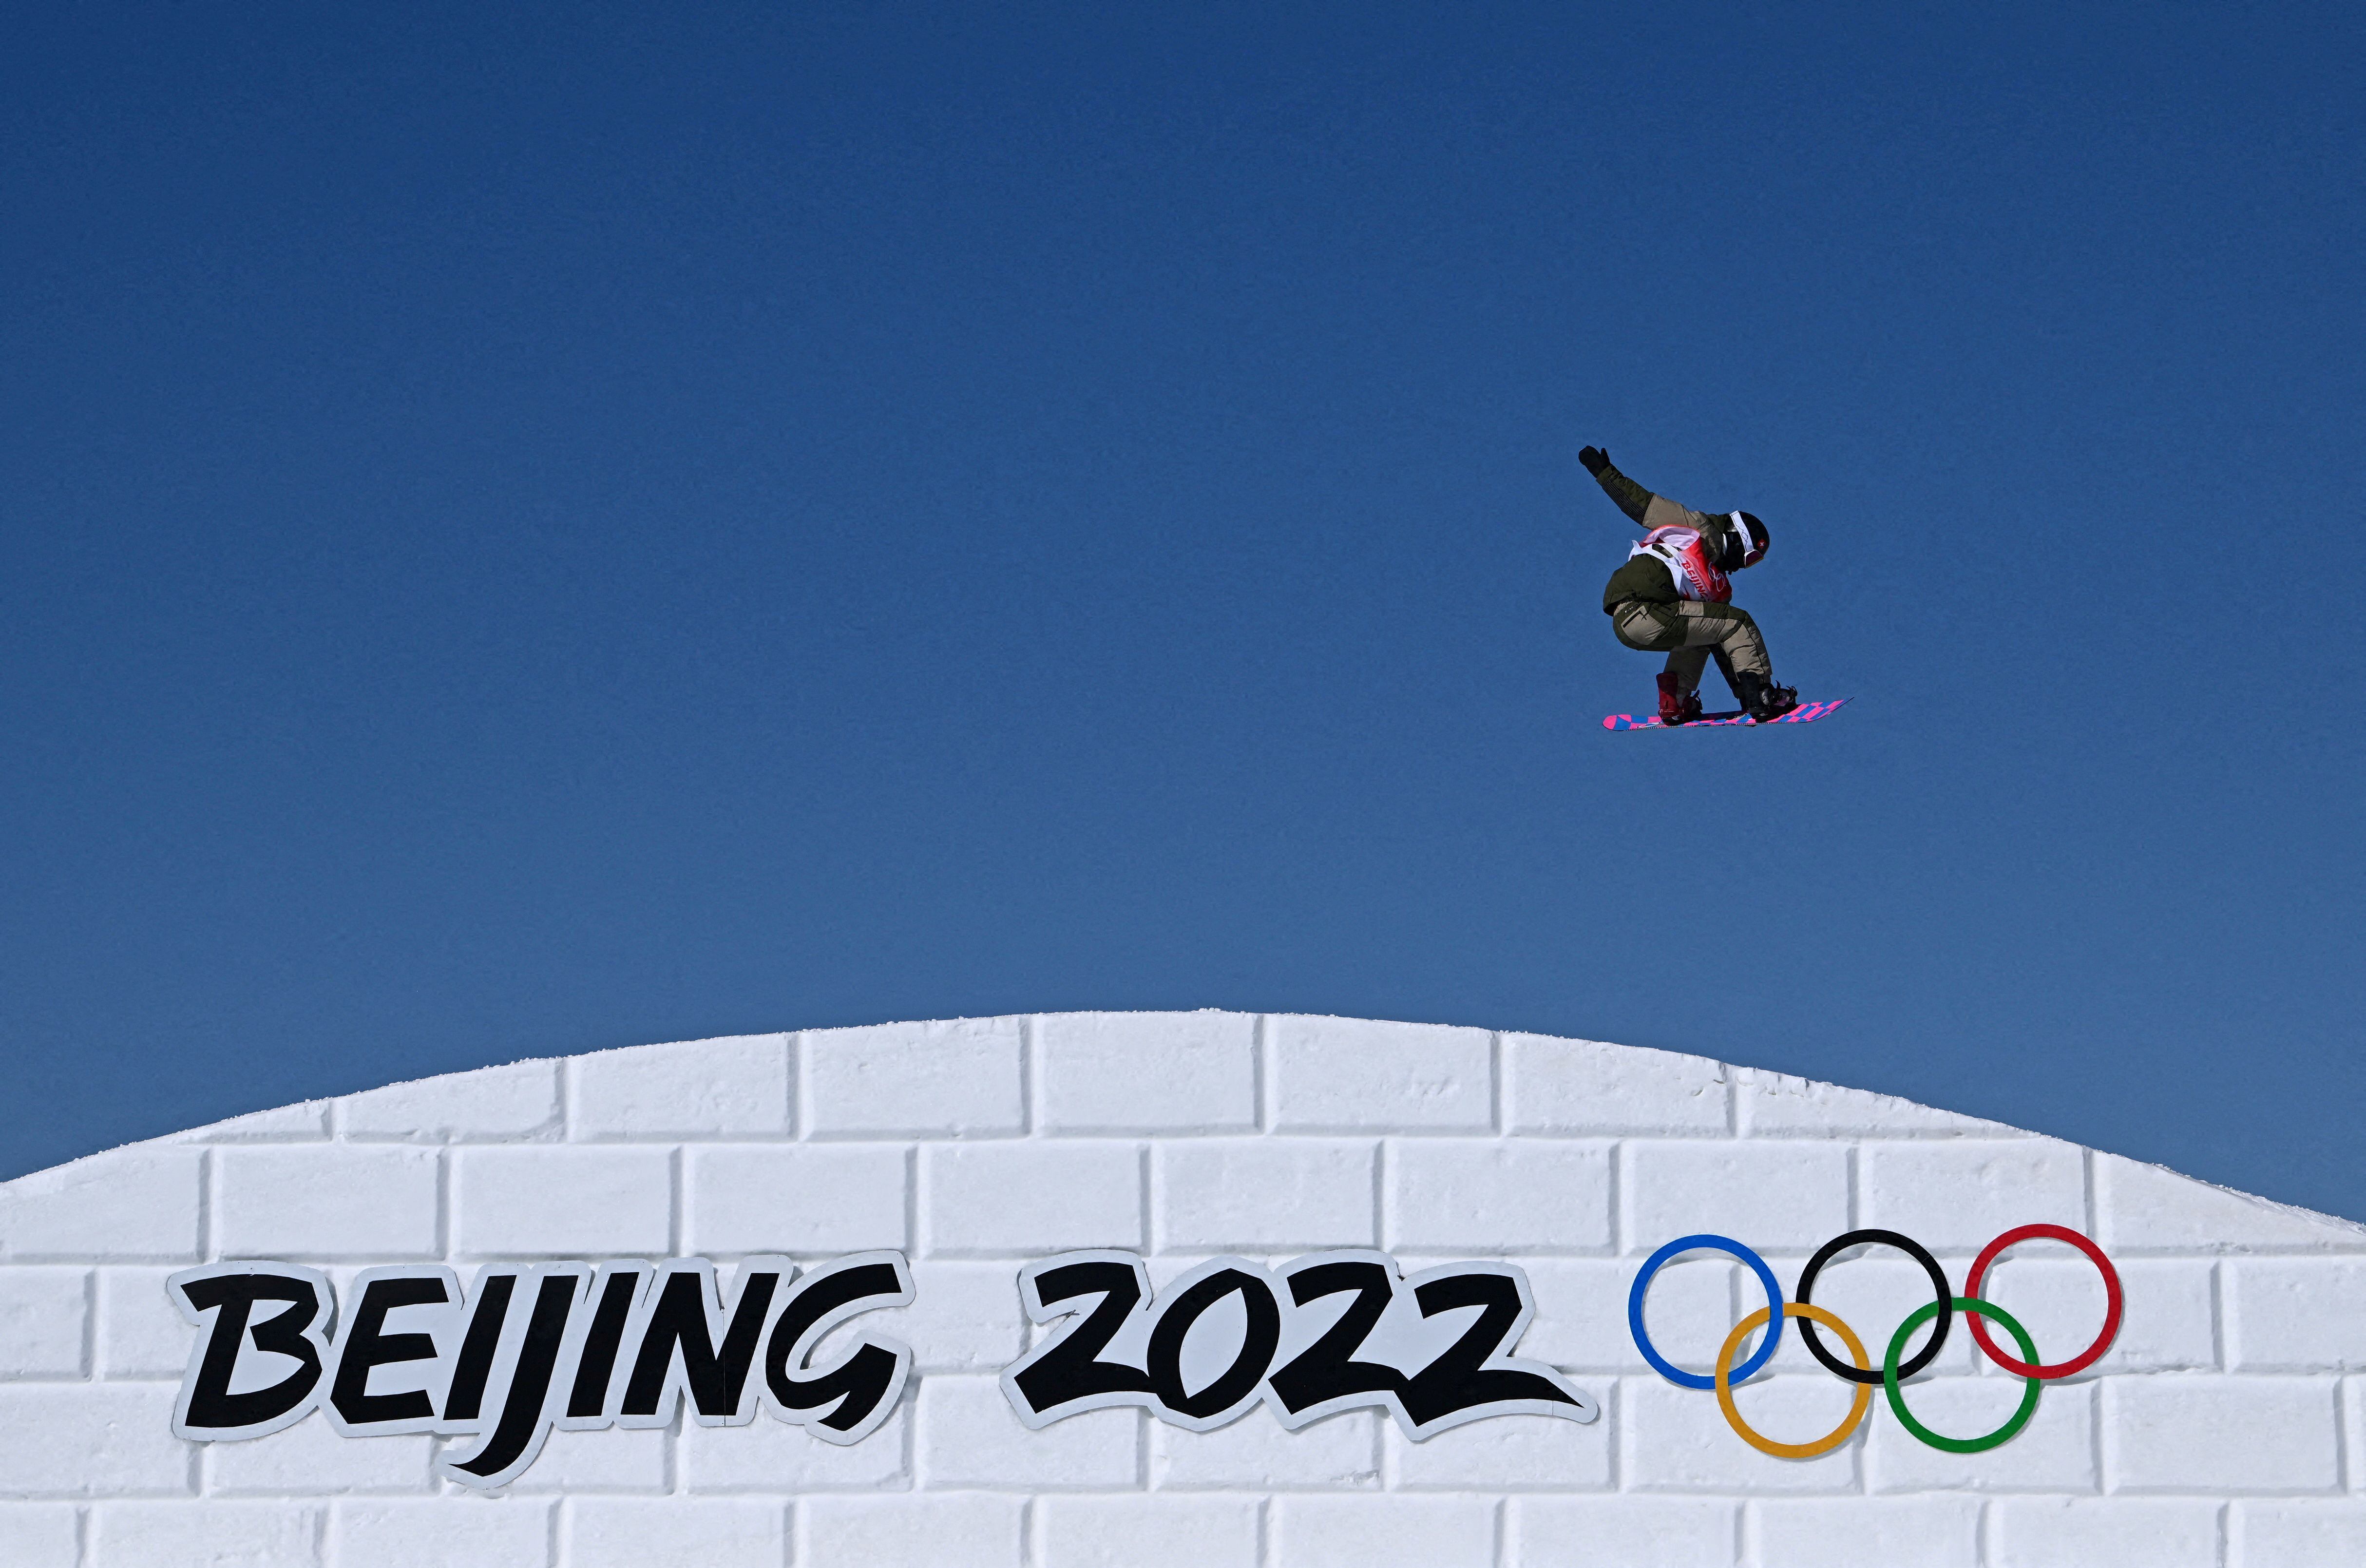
[1,1011,2363,1568]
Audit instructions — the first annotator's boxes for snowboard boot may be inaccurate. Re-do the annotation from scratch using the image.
[1655,672,1702,727]
[1736,671,1800,724]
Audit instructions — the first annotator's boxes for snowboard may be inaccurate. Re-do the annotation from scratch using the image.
[1602,697,1851,731]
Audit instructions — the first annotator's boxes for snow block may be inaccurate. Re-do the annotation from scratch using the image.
[1,1012,2361,1567]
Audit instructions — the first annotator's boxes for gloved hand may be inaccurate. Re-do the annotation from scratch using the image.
[1579,445,1610,476]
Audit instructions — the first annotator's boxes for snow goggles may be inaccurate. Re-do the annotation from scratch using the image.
[1727,511,1766,568]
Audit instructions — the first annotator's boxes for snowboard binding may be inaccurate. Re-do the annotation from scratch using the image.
[1655,672,1702,727]
[1735,671,1799,725]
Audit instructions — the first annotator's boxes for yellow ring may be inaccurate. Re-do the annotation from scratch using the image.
[1713,1303,1873,1460]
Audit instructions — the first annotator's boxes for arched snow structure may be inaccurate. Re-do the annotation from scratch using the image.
[1,1012,2361,1566]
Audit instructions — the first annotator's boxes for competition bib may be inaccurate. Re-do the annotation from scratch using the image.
[1628,526,1730,603]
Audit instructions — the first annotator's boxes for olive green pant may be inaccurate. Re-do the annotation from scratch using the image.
[1611,599,1772,695]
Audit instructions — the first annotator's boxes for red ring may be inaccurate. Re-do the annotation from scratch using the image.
[1963,1224,2123,1379]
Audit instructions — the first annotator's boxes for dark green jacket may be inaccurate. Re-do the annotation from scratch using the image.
[1590,460,1749,614]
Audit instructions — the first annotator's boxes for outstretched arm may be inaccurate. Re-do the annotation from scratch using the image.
[1578,446,1655,527]
[1580,445,1725,537]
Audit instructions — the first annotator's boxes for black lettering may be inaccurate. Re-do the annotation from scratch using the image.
[762,1254,913,1441]
[1398,1267,1586,1433]
[170,1266,329,1437]
[1005,1256,1153,1421]
[441,1273,516,1424]
[1145,1266,1279,1424]
[448,1272,580,1484]
[328,1273,449,1430]
[620,1264,780,1421]
[996,1251,1597,1440]
[565,1268,645,1420]
[1268,1258,1402,1417]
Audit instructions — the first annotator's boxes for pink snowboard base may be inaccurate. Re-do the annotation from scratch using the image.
[1602,697,1851,731]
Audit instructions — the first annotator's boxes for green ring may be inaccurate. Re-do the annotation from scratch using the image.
[1883,1297,2043,1453]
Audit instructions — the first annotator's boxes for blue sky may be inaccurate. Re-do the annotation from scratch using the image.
[4,2,2361,1214]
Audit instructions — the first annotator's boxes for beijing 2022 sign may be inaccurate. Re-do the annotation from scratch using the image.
[165,1226,2118,1486]
[166,1247,1594,1489]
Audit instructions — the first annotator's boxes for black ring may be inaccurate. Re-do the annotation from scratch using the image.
[1794,1229,1952,1386]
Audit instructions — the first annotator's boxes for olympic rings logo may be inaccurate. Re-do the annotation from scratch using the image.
[1628,1225,2124,1457]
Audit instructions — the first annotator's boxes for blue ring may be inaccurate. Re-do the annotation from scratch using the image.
[1629,1234,1785,1390]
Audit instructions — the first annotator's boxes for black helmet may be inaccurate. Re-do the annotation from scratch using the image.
[1720,511,1768,571]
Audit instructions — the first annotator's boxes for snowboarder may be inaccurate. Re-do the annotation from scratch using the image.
[1579,445,1798,726]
